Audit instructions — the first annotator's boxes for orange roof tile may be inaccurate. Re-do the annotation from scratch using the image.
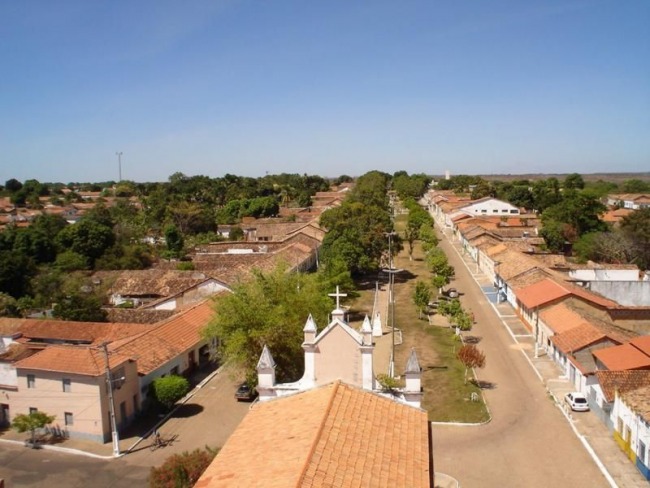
[14,344,131,376]
[595,370,650,403]
[550,323,607,354]
[195,382,432,488]
[111,300,214,375]
[516,278,570,309]
[630,335,650,356]
[593,344,650,371]
[539,303,589,335]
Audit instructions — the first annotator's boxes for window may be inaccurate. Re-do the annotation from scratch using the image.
[27,375,35,389]
[492,209,498,213]
[510,209,519,214]
[170,366,179,376]
[64,412,73,426]
[62,378,71,393]
[29,407,37,415]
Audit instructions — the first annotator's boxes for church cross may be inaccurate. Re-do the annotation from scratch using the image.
[328,286,347,310]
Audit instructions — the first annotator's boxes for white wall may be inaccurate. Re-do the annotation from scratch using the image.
[0,361,17,388]
[569,269,638,281]
[461,198,520,216]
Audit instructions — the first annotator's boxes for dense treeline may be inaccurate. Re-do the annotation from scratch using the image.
[0,172,331,318]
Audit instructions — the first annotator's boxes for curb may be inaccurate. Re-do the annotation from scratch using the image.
[0,438,116,460]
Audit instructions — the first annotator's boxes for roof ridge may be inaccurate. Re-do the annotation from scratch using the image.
[296,381,341,487]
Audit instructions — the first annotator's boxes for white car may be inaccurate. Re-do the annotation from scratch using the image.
[565,392,589,412]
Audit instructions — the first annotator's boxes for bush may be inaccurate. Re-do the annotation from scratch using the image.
[176,261,195,271]
[149,447,218,488]
[151,375,190,410]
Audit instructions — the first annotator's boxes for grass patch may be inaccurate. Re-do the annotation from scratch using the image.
[350,213,489,423]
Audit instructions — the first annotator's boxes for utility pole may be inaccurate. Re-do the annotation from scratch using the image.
[100,342,121,457]
[115,152,123,182]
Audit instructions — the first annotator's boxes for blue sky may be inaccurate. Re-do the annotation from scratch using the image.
[1,0,648,183]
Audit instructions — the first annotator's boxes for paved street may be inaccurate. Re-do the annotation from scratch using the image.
[0,367,250,487]
[432,228,610,488]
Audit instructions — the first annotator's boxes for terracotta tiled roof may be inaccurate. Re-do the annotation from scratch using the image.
[195,381,432,488]
[593,344,650,371]
[486,243,508,257]
[495,251,541,281]
[540,303,590,335]
[14,344,132,376]
[516,278,570,309]
[550,323,607,354]
[595,370,650,402]
[509,268,553,289]
[111,300,214,375]
[515,277,619,311]
[12,319,149,345]
[621,385,650,423]
[630,335,650,356]
[106,269,212,297]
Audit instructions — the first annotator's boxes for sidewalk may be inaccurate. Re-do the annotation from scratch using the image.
[444,231,648,488]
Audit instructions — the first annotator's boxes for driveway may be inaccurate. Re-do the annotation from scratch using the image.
[432,231,609,488]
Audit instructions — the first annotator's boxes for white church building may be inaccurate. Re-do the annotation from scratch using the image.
[256,291,424,409]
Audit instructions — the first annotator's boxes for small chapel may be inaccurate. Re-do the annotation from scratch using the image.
[256,287,424,409]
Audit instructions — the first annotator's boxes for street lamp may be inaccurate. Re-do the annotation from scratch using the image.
[383,231,402,378]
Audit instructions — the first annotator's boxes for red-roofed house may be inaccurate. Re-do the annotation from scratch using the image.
[12,345,138,443]
[2,300,216,445]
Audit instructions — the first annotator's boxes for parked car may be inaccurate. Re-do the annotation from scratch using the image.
[235,382,257,402]
[447,288,459,298]
[565,392,589,412]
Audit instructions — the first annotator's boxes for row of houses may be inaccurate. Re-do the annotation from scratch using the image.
[424,190,650,480]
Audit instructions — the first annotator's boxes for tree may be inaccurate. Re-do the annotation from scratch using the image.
[202,264,332,382]
[56,219,115,266]
[5,178,23,193]
[412,281,431,319]
[12,410,56,447]
[164,224,184,257]
[0,292,19,317]
[149,447,218,488]
[457,344,486,385]
[151,375,190,410]
[53,293,107,322]
[621,208,650,269]
[320,201,393,275]
[563,173,585,190]
[541,192,606,237]
[0,250,34,298]
[228,226,244,241]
